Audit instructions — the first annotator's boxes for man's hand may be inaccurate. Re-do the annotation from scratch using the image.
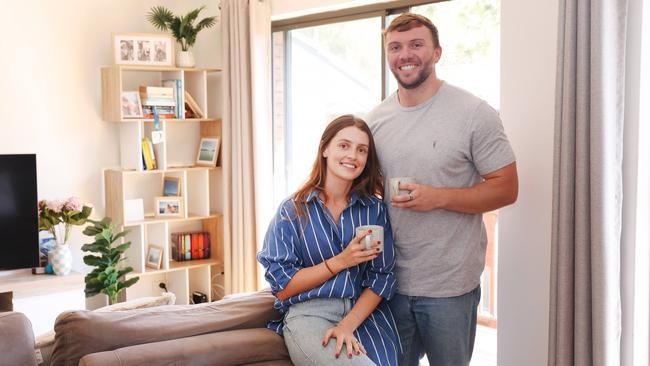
[322,322,367,359]
[390,182,442,211]
[390,163,518,214]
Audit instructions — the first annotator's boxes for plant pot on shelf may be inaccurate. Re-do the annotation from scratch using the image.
[177,50,196,68]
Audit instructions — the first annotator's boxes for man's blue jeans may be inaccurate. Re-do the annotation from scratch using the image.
[389,286,481,366]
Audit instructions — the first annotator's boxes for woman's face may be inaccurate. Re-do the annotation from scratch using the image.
[322,126,370,183]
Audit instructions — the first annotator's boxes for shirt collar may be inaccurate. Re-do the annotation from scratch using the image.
[306,189,372,207]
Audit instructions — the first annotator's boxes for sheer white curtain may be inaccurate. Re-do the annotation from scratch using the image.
[621,1,649,365]
[220,0,271,294]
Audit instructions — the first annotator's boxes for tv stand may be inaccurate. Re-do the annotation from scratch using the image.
[0,269,85,335]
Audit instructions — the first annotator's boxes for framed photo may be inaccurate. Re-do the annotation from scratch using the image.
[196,137,220,166]
[145,244,163,269]
[162,176,181,196]
[113,33,174,66]
[121,91,143,118]
[154,196,183,218]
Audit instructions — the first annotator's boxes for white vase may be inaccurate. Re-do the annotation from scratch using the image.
[176,50,196,68]
[48,242,72,276]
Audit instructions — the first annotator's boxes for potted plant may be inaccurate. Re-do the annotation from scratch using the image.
[147,5,217,68]
[81,218,139,305]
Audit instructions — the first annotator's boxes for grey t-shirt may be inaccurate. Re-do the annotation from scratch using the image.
[367,82,515,297]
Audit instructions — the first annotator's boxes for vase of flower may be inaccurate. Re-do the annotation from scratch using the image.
[38,197,92,276]
[48,236,73,276]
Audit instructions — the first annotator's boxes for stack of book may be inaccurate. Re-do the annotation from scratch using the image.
[161,79,183,119]
[139,86,176,118]
[170,232,211,261]
[141,137,157,170]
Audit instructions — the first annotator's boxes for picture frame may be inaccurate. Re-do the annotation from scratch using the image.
[113,33,174,66]
[195,137,220,166]
[145,244,163,270]
[154,196,183,218]
[162,176,181,196]
[121,91,143,118]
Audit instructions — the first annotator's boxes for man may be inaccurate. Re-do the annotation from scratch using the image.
[367,13,518,366]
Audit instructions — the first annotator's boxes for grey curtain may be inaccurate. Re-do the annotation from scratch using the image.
[549,0,628,365]
[221,0,259,294]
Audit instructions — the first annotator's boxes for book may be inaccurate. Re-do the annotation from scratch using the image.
[139,86,173,97]
[184,91,204,118]
[185,234,192,260]
[162,79,183,119]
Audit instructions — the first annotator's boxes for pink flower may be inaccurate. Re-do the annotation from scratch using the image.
[65,197,83,212]
[46,199,65,213]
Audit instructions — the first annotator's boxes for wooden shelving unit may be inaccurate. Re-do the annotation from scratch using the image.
[101,65,225,305]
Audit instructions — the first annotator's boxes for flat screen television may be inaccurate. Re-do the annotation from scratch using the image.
[0,154,39,270]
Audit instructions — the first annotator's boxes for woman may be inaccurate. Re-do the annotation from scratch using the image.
[257,115,400,366]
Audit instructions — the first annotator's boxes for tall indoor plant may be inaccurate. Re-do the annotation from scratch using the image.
[82,218,139,305]
[147,5,217,67]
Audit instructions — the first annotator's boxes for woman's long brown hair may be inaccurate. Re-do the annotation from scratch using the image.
[292,114,384,219]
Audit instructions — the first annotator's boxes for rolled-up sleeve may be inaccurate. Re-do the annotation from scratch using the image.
[257,205,302,295]
[362,202,397,300]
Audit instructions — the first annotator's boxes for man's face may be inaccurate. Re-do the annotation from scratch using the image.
[385,25,441,90]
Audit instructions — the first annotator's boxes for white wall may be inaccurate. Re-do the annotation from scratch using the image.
[271,0,559,364]
[498,0,558,364]
[0,0,221,273]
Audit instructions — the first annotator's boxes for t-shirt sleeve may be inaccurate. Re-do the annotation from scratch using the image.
[470,102,516,176]
[361,202,397,300]
[256,205,302,295]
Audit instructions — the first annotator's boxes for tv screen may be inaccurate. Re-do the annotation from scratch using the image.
[0,154,39,270]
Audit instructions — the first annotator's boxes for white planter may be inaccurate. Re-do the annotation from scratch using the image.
[176,50,196,68]
[48,243,72,276]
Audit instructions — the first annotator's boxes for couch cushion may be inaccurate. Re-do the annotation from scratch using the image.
[0,312,38,366]
[51,289,279,366]
[78,328,290,366]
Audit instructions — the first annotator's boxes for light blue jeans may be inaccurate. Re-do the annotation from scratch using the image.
[389,286,481,366]
[283,298,377,366]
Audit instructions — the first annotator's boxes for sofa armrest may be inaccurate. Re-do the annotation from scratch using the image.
[78,328,290,366]
[51,289,280,366]
[0,312,38,366]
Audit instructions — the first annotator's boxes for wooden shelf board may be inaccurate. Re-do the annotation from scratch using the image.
[0,270,84,299]
[111,118,220,123]
[124,213,222,227]
[110,65,222,73]
[105,166,218,175]
[169,258,222,270]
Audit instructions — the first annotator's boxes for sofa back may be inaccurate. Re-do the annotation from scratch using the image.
[0,311,38,366]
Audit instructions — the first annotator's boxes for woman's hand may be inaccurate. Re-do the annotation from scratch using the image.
[329,230,380,272]
[322,322,367,359]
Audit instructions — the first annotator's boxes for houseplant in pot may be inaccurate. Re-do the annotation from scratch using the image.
[147,5,217,68]
[82,217,139,305]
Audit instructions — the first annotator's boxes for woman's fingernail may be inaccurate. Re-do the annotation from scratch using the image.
[368,229,372,234]
[335,354,339,358]
[348,353,352,359]
[376,248,380,251]
[356,351,360,355]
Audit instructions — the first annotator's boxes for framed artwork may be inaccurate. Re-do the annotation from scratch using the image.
[113,33,174,66]
[162,176,181,196]
[154,196,183,218]
[195,137,220,166]
[121,91,143,118]
[145,244,163,269]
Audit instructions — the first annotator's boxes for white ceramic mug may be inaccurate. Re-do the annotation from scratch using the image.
[355,225,384,252]
[389,176,417,199]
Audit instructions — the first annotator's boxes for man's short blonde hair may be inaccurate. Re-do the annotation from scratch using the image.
[383,13,440,49]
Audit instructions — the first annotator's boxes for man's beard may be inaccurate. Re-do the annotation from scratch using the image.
[393,66,433,90]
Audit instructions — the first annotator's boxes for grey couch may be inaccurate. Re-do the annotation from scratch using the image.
[1,289,292,366]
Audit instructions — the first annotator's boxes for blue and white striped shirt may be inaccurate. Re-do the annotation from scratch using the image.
[258,190,401,366]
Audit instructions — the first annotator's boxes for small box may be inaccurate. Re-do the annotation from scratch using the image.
[124,198,145,222]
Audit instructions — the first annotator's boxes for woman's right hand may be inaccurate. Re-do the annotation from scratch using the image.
[329,230,380,271]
